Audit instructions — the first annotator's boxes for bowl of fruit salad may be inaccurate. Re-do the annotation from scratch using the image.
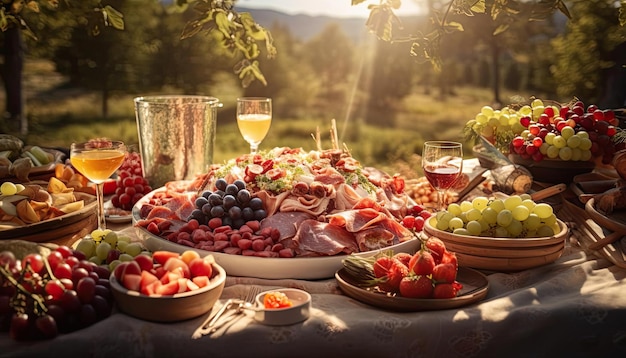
[109,250,226,322]
[423,195,568,271]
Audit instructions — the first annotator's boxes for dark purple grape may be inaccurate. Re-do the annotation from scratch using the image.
[9,313,30,341]
[201,190,213,199]
[210,205,225,218]
[91,295,111,319]
[233,179,246,190]
[225,184,239,196]
[254,209,267,221]
[46,305,66,329]
[242,207,255,221]
[35,314,58,339]
[76,277,96,304]
[195,196,209,209]
[215,178,228,191]
[79,304,97,327]
[94,285,112,302]
[189,209,205,223]
[202,203,212,216]
[208,193,223,206]
[59,290,81,314]
[228,206,242,220]
[236,189,251,204]
[223,195,237,210]
[249,197,263,211]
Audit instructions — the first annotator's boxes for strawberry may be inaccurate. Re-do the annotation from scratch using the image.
[399,275,433,299]
[425,237,446,264]
[374,256,408,293]
[408,250,436,276]
[432,263,457,284]
[433,281,463,299]
[441,250,458,268]
[393,252,412,268]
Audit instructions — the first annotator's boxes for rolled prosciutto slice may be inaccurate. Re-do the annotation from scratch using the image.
[355,226,395,251]
[292,219,358,257]
[260,211,316,241]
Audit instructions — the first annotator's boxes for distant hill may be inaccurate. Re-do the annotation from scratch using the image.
[235,7,425,43]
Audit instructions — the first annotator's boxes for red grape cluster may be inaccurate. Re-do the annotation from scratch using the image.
[510,99,620,164]
[111,152,152,211]
[0,246,113,341]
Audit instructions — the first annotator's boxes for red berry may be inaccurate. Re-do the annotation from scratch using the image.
[399,275,433,299]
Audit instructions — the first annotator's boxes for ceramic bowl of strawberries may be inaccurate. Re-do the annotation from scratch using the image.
[109,250,226,322]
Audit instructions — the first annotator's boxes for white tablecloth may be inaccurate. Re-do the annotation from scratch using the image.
[2,228,626,358]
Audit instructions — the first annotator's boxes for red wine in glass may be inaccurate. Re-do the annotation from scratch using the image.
[421,141,463,211]
[424,165,461,190]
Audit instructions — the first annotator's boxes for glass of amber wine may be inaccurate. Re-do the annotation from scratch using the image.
[422,141,463,211]
[237,97,272,154]
[70,139,126,230]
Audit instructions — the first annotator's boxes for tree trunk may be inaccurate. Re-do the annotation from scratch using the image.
[0,27,25,134]
[491,43,502,107]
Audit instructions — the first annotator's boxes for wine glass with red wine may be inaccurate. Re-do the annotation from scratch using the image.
[422,141,463,211]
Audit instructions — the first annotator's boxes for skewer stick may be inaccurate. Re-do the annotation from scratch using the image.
[330,119,338,150]
[311,126,322,152]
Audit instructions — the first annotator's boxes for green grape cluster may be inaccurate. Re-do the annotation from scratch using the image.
[75,229,149,271]
[429,194,559,238]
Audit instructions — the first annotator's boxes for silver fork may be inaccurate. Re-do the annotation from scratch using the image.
[192,286,260,338]
[206,286,261,334]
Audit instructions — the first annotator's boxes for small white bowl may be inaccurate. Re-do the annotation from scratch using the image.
[254,288,311,326]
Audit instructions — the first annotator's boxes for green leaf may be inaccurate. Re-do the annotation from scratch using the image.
[471,0,487,13]
[365,5,395,41]
[443,21,464,34]
[103,5,124,31]
[352,0,368,6]
[493,23,509,36]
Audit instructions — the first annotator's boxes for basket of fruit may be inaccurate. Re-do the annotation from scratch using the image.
[423,195,568,271]
[464,98,624,184]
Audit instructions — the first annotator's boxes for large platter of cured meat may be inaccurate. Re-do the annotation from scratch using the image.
[132,147,422,279]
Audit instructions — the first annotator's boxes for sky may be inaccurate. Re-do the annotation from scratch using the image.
[236,0,425,18]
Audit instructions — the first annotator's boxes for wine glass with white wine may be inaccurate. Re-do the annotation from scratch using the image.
[236,97,272,154]
[70,139,126,231]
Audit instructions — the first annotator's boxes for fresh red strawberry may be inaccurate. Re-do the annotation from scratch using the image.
[374,256,408,293]
[408,250,435,276]
[433,281,463,299]
[432,263,457,283]
[399,275,433,299]
[441,250,458,268]
[425,237,446,264]
[393,252,412,268]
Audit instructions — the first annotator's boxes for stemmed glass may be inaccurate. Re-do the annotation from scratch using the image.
[70,139,127,230]
[236,97,272,154]
[422,141,463,211]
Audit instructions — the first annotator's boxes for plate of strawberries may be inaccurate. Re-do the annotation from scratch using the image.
[336,236,489,311]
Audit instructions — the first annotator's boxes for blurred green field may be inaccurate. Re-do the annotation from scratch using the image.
[5,61,535,177]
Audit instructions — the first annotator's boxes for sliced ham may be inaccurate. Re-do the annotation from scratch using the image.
[260,211,316,241]
[292,219,358,257]
[327,207,387,232]
[355,226,395,251]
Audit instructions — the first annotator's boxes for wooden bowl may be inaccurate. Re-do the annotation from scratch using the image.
[509,154,595,184]
[424,218,568,271]
[109,263,226,322]
[0,192,97,248]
